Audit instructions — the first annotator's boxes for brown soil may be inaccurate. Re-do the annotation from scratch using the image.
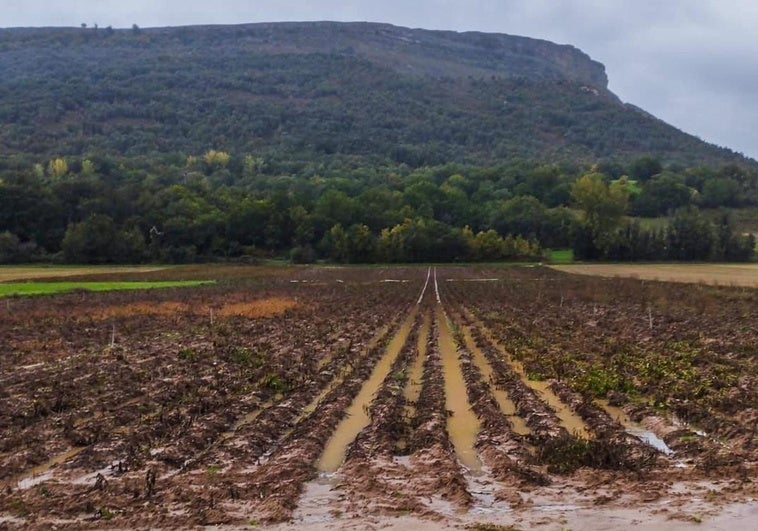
[0,265,168,282]
[0,265,755,529]
[552,263,758,287]
[91,297,298,319]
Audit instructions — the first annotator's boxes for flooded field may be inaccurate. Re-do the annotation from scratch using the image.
[0,264,756,529]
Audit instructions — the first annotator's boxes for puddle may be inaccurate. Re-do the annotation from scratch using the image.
[599,401,675,455]
[17,470,54,489]
[292,472,340,525]
[72,463,118,486]
[7,446,85,490]
[456,320,531,436]
[468,471,513,515]
[317,309,418,472]
[425,495,458,517]
[630,428,675,455]
[535,503,582,512]
[437,306,481,473]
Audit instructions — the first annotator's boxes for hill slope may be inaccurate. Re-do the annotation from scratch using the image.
[0,21,752,167]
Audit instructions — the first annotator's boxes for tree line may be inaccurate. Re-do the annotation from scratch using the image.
[0,153,755,264]
[570,172,754,261]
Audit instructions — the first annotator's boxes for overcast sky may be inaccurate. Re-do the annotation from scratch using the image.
[4,0,758,160]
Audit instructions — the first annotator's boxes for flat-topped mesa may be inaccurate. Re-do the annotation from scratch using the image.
[0,21,608,88]
[257,22,610,88]
[223,22,609,88]
[0,21,749,166]
[354,23,610,88]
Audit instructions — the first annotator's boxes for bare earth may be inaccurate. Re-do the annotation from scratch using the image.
[0,265,168,282]
[550,263,758,287]
[1,265,756,530]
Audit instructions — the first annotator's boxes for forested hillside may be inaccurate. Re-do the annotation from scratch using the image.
[0,22,753,167]
[0,22,755,264]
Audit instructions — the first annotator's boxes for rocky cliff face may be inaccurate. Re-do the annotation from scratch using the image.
[348,23,609,87]
[136,21,610,88]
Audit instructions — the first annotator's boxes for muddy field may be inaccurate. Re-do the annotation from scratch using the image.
[1,265,756,529]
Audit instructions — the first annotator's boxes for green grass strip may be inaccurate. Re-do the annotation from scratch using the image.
[0,280,214,297]
[548,249,574,264]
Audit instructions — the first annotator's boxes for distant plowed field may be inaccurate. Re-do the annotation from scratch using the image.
[551,263,758,287]
[1,265,756,529]
[0,265,168,282]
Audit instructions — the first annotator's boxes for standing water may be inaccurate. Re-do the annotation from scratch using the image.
[436,306,482,473]
[317,309,418,472]
[598,400,674,455]
[462,308,591,439]
[7,446,85,490]
[458,322,531,436]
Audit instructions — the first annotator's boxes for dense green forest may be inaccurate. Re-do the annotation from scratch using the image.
[0,23,754,167]
[0,23,756,264]
[0,153,754,264]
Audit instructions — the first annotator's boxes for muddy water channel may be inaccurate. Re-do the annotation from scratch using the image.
[528,380,590,438]
[6,446,85,490]
[436,306,482,473]
[598,400,674,455]
[458,323,531,436]
[463,307,590,439]
[317,308,419,472]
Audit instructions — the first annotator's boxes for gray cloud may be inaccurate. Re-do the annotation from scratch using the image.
[3,0,757,159]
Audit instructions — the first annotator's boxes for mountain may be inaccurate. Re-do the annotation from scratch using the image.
[0,21,753,167]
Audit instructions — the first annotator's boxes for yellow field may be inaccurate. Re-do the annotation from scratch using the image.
[550,263,758,287]
[0,265,168,282]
